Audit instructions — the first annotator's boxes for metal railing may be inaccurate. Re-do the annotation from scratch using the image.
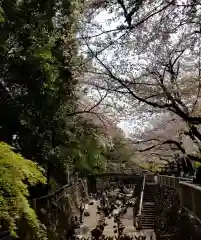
[157,175,192,190]
[179,181,201,223]
[136,175,146,229]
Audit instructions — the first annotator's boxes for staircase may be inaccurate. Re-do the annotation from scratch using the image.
[141,183,157,229]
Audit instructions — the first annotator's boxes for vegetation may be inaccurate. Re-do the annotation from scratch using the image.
[0,142,46,238]
[4,0,201,237]
[0,0,135,237]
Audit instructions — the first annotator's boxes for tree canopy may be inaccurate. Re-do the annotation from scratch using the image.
[0,142,46,238]
[79,0,201,169]
[0,0,139,237]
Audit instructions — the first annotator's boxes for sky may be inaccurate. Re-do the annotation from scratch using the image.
[87,9,152,136]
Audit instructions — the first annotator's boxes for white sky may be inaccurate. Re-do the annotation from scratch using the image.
[88,10,151,136]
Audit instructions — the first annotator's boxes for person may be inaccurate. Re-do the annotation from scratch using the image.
[102,192,106,205]
[66,216,78,239]
[79,199,85,224]
[91,225,104,240]
[176,161,181,177]
[193,166,201,185]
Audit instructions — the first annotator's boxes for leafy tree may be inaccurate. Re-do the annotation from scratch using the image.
[105,135,132,162]
[102,131,139,173]
[71,120,106,176]
[0,142,46,239]
[0,0,84,186]
[0,0,109,236]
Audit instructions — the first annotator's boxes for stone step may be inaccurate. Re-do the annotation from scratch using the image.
[142,215,154,218]
[142,219,155,223]
[142,217,154,220]
[143,209,155,212]
[140,184,157,230]
[142,220,154,223]
[142,214,154,217]
[142,222,154,225]
[143,208,155,211]
[143,212,154,215]
[143,207,155,211]
[141,226,154,229]
[142,222,154,226]
[143,205,155,207]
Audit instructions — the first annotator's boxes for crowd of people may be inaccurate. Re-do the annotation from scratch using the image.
[68,183,137,239]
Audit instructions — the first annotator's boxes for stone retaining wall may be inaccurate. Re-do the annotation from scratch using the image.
[33,178,88,240]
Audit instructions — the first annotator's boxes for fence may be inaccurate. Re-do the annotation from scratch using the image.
[31,177,89,238]
[157,175,201,223]
[179,181,201,223]
[157,175,192,190]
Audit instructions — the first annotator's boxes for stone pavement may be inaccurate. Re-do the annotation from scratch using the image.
[76,198,156,240]
[121,207,135,234]
[76,200,100,237]
[103,216,118,237]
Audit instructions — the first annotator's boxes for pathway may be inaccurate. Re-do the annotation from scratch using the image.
[121,207,135,234]
[75,190,156,239]
[76,200,100,238]
[103,216,118,237]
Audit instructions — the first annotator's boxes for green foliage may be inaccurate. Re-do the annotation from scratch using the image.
[74,136,106,175]
[0,0,84,181]
[67,120,106,176]
[0,0,108,236]
[193,161,201,169]
[147,162,160,172]
[0,142,46,238]
[104,134,134,164]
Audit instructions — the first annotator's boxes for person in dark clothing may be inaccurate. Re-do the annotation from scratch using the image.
[91,225,104,239]
[79,200,85,224]
[176,161,181,177]
[194,166,201,185]
[186,158,195,176]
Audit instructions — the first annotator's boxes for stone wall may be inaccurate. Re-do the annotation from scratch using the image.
[33,178,88,240]
[154,186,201,240]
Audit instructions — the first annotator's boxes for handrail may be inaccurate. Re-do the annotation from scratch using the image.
[158,175,201,224]
[158,175,193,190]
[179,180,201,224]
[136,175,146,229]
[139,176,146,214]
[179,181,201,191]
[159,174,193,180]
[33,183,73,201]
